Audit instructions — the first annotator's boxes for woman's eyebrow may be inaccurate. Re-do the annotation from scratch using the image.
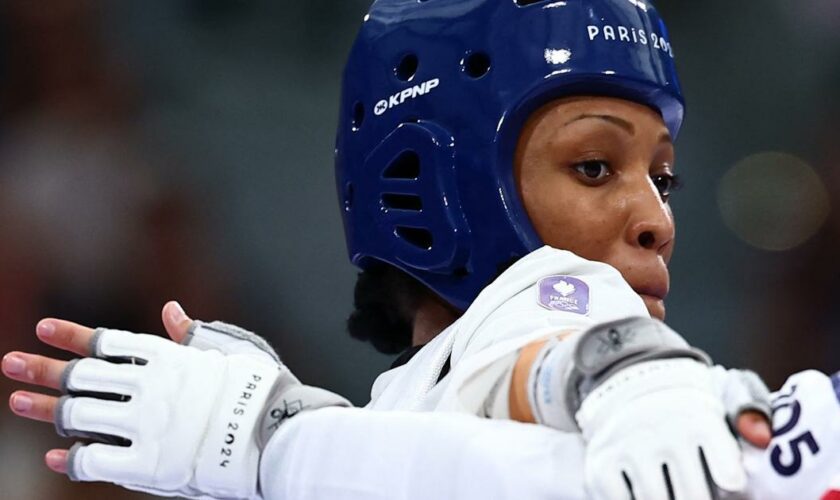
[563,114,635,134]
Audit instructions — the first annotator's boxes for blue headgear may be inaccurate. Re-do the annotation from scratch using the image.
[336,0,684,311]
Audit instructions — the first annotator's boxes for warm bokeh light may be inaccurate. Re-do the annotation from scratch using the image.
[717,152,831,251]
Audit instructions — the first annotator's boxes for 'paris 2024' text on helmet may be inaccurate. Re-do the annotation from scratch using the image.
[336,0,684,311]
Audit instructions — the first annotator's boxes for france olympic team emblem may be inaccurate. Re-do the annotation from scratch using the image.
[537,276,590,315]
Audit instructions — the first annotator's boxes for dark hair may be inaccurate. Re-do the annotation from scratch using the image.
[347,257,521,354]
[347,263,427,354]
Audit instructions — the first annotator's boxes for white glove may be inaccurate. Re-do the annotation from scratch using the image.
[743,370,840,500]
[710,365,772,433]
[55,321,351,499]
[578,358,746,500]
[528,317,752,499]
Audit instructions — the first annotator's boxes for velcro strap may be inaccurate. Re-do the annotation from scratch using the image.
[257,377,353,449]
[185,321,281,364]
[567,317,711,423]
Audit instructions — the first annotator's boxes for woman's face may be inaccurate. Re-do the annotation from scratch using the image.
[515,96,678,320]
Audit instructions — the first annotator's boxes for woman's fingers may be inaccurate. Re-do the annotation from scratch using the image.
[45,449,68,474]
[36,319,96,356]
[736,410,772,449]
[161,301,193,343]
[9,390,59,423]
[2,352,69,390]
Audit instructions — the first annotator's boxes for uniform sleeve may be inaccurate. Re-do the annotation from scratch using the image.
[432,246,651,417]
[369,247,652,414]
[259,407,587,500]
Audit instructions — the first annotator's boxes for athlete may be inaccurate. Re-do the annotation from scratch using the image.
[3,0,840,499]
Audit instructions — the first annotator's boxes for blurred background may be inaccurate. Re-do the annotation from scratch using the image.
[0,0,836,498]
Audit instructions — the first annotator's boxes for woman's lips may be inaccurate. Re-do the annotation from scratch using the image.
[633,283,668,302]
[637,292,667,320]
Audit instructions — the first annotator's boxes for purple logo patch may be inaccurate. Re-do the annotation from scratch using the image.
[538,276,590,315]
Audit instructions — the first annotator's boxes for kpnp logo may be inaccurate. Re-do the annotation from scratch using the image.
[374,78,440,116]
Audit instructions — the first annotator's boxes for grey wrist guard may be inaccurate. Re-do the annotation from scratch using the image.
[565,316,711,425]
[184,320,354,449]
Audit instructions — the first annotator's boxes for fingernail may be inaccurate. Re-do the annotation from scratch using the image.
[11,393,33,412]
[168,301,188,324]
[37,320,55,339]
[756,423,772,440]
[3,354,25,375]
[45,450,67,471]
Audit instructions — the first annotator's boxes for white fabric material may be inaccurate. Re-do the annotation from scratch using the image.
[184,321,353,449]
[710,365,772,427]
[64,329,280,499]
[529,317,711,433]
[368,246,650,414]
[186,320,282,364]
[260,407,587,500]
[257,247,639,499]
[577,358,746,499]
[743,370,840,500]
[825,474,840,500]
[257,370,840,500]
[357,246,759,499]
[251,246,835,499]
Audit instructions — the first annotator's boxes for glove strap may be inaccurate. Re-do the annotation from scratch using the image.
[257,374,353,449]
[530,317,711,431]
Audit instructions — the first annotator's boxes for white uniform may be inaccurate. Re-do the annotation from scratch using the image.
[257,247,840,499]
[261,408,587,500]
[369,246,649,414]
[259,370,840,499]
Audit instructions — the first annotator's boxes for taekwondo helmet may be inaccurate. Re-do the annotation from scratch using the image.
[336,0,684,311]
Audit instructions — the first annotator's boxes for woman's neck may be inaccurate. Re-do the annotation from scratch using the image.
[411,296,459,346]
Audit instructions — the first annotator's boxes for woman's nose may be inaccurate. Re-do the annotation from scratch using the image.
[624,179,675,254]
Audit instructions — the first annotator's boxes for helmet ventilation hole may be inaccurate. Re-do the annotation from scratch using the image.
[383,150,420,179]
[396,226,433,250]
[395,54,419,81]
[382,193,423,211]
[515,0,549,5]
[351,101,365,131]
[463,52,491,78]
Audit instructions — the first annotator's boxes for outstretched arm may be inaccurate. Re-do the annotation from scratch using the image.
[261,407,586,500]
[3,305,350,499]
[3,304,590,500]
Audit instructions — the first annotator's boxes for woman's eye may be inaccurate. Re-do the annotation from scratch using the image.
[573,160,611,182]
[651,173,682,200]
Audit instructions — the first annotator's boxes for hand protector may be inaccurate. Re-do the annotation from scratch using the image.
[577,358,747,500]
[742,370,840,500]
[529,318,749,499]
[55,322,350,499]
[710,365,772,434]
[182,321,353,449]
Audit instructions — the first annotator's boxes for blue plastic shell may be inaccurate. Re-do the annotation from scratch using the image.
[336,0,684,311]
